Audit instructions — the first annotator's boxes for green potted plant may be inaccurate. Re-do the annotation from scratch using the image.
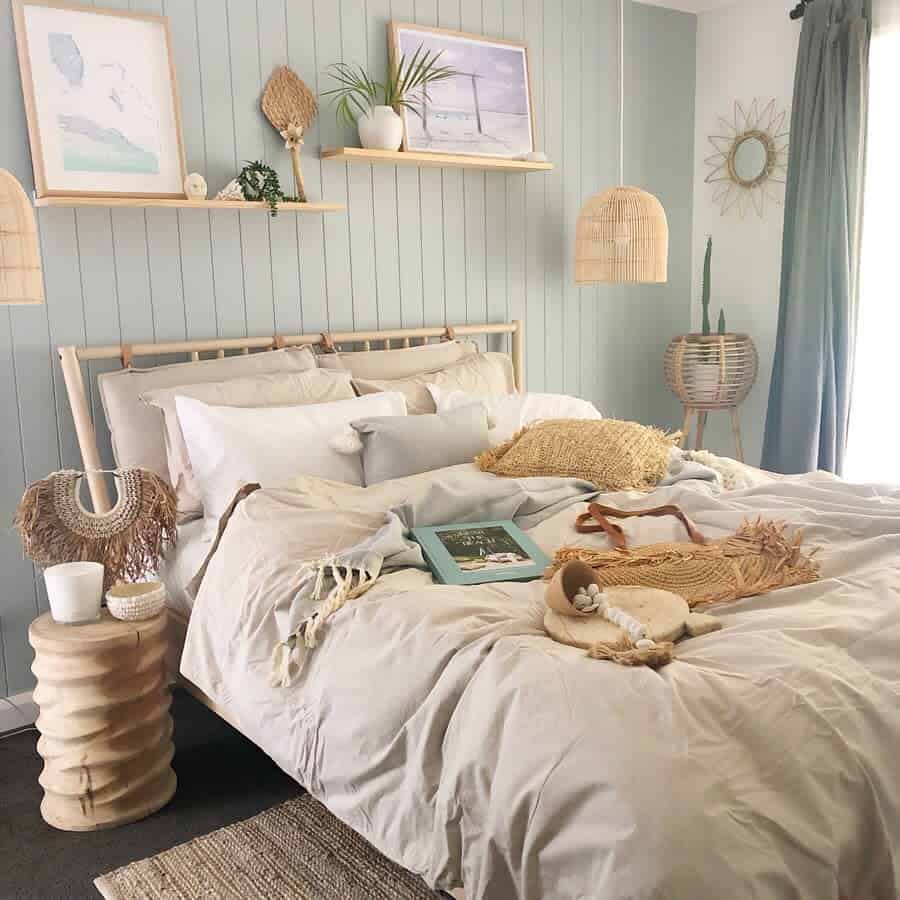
[692,236,727,401]
[664,236,759,423]
[323,45,457,151]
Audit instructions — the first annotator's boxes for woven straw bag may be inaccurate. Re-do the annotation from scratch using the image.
[549,503,820,607]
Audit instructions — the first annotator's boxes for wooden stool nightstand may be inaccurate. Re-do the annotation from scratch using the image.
[28,610,176,831]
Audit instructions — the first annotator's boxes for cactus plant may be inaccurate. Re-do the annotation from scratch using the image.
[701,236,712,336]
[717,308,726,334]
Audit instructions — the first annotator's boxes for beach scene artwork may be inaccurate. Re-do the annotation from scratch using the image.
[392,25,534,158]
[17,3,184,196]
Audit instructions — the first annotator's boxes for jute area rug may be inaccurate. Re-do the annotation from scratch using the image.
[95,794,441,900]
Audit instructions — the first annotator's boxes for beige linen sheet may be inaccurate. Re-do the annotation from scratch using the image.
[181,466,900,900]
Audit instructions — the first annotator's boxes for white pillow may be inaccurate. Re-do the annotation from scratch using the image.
[352,352,516,415]
[142,369,355,518]
[176,391,407,530]
[428,388,602,445]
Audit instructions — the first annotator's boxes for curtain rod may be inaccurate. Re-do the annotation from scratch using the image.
[789,0,811,19]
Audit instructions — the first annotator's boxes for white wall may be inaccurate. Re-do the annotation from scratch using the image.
[691,0,799,465]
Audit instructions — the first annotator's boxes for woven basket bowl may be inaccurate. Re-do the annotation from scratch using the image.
[105,581,166,621]
[664,333,758,410]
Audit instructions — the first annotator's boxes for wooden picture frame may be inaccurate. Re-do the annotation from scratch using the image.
[387,21,536,160]
[12,0,187,199]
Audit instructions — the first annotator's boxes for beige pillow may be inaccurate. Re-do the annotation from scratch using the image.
[353,352,516,415]
[316,339,477,380]
[142,369,355,516]
[99,346,317,485]
[475,418,677,491]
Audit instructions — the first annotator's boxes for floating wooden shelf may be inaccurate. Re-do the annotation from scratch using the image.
[321,147,553,173]
[33,196,344,212]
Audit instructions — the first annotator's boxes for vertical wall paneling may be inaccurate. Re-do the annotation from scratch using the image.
[503,0,526,369]
[482,1,507,353]
[288,0,329,333]
[0,0,696,694]
[542,0,564,391]
[437,0,467,334]
[342,0,379,332]
[523,0,545,390]
[414,0,447,330]
[316,0,354,331]
[258,0,304,336]
[561,0,581,395]
[368,0,401,329]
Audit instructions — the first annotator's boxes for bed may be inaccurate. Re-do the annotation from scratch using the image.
[57,322,900,900]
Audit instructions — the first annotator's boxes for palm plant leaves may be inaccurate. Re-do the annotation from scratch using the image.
[323,44,457,125]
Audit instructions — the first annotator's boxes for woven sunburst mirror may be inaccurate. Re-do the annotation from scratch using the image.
[704,99,789,219]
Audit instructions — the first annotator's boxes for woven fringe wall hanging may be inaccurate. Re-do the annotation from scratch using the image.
[14,468,177,589]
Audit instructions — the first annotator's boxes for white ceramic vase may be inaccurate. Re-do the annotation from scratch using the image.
[358,106,404,151]
[689,361,722,403]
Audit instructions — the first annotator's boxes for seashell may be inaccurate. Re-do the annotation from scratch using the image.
[587,583,600,597]
[636,639,656,650]
[215,178,244,201]
[184,172,208,200]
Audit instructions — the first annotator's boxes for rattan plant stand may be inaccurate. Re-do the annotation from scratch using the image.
[664,333,758,461]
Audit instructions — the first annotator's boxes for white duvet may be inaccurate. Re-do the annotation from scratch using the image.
[181,466,900,900]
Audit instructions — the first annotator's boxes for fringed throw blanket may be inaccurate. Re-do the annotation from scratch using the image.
[14,468,177,589]
[549,511,820,608]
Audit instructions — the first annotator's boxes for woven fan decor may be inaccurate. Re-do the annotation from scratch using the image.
[261,66,319,202]
[476,418,677,492]
[548,519,819,608]
[14,468,177,590]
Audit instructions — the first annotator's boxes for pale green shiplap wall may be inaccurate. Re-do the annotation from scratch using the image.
[0,0,695,696]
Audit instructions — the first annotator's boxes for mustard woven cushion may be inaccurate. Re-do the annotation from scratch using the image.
[475,418,675,491]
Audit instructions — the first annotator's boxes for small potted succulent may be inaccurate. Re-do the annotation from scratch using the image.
[323,45,457,151]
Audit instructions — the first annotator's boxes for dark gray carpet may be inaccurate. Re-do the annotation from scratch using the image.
[0,688,302,900]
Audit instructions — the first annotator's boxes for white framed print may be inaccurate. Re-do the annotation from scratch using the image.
[388,22,535,159]
[12,0,186,198]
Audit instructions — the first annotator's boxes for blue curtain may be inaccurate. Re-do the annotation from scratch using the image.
[761,0,871,474]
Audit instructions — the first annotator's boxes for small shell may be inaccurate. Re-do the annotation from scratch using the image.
[636,638,656,650]
[587,583,600,597]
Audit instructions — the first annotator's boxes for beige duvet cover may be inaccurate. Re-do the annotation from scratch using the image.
[181,465,900,900]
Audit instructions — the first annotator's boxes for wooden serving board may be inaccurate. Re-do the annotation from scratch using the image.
[544,586,689,650]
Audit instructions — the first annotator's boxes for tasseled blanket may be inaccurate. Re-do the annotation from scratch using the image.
[270,555,382,688]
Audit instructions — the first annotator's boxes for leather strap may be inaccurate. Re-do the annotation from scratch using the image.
[120,344,133,368]
[273,334,287,350]
[319,332,337,353]
[441,325,456,342]
[575,502,707,550]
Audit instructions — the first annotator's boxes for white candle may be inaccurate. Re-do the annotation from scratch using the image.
[43,562,104,624]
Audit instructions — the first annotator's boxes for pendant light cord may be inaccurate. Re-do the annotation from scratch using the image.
[618,0,625,186]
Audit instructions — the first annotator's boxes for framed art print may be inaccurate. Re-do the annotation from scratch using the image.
[12,0,186,198]
[388,22,535,159]
[411,520,550,586]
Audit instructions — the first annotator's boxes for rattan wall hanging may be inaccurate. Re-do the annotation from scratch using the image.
[664,333,758,461]
[0,169,43,306]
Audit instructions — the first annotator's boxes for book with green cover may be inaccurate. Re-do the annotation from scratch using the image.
[410,520,551,586]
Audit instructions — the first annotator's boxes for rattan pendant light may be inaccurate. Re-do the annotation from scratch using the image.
[0,169,43,305]
[574,0,668,285]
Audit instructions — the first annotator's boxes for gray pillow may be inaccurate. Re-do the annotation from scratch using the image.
[352,404,490,485]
